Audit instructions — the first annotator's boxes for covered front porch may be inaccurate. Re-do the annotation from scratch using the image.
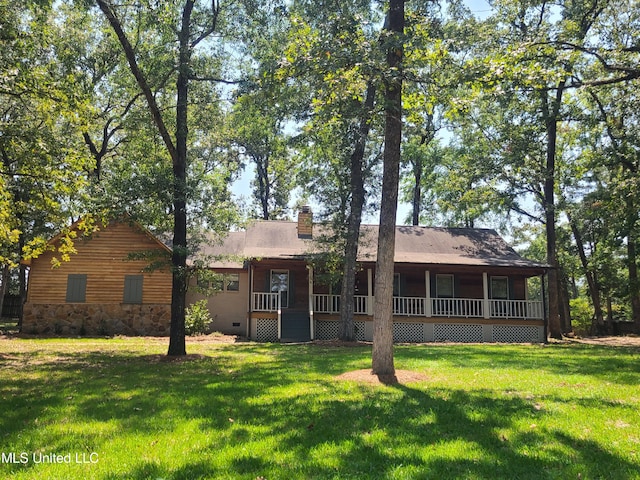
[248,261,546,343]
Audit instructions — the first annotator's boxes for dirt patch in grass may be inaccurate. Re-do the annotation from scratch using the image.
[569,335,640,348]
[336,369,429,385]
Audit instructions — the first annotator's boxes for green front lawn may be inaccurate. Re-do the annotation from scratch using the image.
[0,337,638,479]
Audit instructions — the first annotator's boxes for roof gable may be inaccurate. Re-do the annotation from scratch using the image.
[23,217,172,266]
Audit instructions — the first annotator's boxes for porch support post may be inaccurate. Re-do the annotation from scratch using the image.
[248,263,254,339]
[308,265,314,340]
[425,270,431,317]
[483,272,490,319]
[277,295,282,341]
[367,268,373,315]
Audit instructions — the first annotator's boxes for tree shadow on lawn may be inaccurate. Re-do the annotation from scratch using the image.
[2,344,638,479]
[394,343,640,386]
[88,348,640,477]
[100,380,638,479]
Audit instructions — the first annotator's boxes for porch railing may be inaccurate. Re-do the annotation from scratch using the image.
[252,292,280,312]
[393,296,426,316]
[490,299,543,319]
[313,294,368,314]
[256,292,543,320]
[431,298,484,318]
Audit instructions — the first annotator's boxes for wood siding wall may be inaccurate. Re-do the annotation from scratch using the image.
[26,222,172,305]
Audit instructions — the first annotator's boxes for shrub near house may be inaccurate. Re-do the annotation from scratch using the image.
[22,220,172,336]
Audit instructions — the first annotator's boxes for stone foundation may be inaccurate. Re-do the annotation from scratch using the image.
[22,303,171,336]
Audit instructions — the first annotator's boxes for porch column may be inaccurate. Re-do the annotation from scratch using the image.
[277,295,282,341]
[367,268,373,315]
[248,264,254,338]
[483,272,490,319]
[308,265,314,340]
[249,264,254,311]
[425,270,431,317]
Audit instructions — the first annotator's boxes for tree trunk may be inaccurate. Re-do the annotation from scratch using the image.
[256,156,270,220]
[411,162,421,226]
[0,264,8,320]
[17,231,26,330]
[541,84,566,340]
[167,1,195,356]
[627,229,640,333]
[568,214,605,331]
[97,0,206,356]
[372,0,403,377]
[559,269,573,334]
[339,82,376,341]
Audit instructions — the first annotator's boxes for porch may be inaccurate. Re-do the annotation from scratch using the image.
[248,263,545,343]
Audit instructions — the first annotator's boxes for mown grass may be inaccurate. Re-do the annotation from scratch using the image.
[0,337,639,479]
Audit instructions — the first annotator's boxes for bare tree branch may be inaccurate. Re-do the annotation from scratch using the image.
[96,0,177,164]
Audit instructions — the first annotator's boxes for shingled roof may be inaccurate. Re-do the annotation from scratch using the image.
[194,221,546,271]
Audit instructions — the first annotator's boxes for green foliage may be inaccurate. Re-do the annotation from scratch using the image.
[185,299,212,336]
[570,297,594,335]
[229,91,294,220]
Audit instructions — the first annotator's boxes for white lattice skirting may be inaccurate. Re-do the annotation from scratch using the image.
[434,323,484,343]
[315,320,366,341]
[255,318,279,342]
[393,322,425,343]
[493,325,543,343]
[257,319,543,343]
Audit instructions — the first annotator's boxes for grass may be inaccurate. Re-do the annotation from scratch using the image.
[0,337,639,479]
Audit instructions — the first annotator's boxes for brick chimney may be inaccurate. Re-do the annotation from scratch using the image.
[297,206,313,238]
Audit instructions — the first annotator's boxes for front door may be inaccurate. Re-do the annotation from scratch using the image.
[270,270,289,308]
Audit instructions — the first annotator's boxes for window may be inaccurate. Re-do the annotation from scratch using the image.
[436,274,454,298]
[66,274,87,303]
[197,274,211,289]
[197,272,239,292]
[490,276,509,300]
[123,275,143,304]
[270,270,289,308]
[393,273,400,297]
[225,273,239,292]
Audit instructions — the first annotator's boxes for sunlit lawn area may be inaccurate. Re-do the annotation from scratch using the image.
[1,336,639,479]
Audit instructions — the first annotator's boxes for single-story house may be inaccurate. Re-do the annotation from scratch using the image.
[22,219,172,335]
[22,210,548,343]
[189,208,548,343]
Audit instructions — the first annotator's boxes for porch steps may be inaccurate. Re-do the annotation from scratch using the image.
[280,311,311,343]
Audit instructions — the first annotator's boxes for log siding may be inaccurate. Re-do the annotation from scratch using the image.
[26,222,172,305]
